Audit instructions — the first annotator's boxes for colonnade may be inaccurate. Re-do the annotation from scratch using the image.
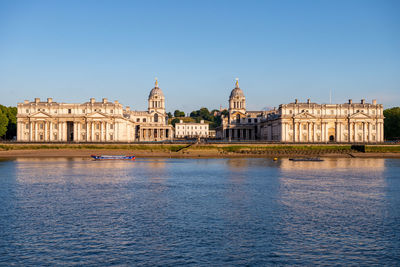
[18,120,120,142]
[139,127,170,141]
[224,128,256,140]
[282,120,383,143]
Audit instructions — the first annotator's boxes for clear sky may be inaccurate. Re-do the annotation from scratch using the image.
[0,0,399,112]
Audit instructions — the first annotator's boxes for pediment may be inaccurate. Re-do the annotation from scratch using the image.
[294,112,316,119]
[30,111,51,118]
[349,112,371,119]
[86,112,107,118]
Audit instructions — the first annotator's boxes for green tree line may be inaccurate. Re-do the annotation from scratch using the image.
[384,107,400,140]
[0,105,17,140]
[169,107,229,128]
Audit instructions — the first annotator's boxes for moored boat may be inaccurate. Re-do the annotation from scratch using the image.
[91,155,136,160]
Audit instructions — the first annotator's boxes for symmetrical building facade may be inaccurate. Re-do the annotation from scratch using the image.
[217,79,384,143]
[175,120,210,138]
[17,80,173,142]
[17,78,385,143]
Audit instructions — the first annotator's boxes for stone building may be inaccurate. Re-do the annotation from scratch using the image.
[175,120,209,138]
[261,99,384,143]
[216,79,270,141]
[17,80,173,142]
[216,79,384,143]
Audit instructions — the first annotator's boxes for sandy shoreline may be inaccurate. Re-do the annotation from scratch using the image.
[1,149,400,159]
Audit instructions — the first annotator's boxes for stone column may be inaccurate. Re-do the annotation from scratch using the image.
[362,122,366,143]
[76,122,80,142]
[91,122,94,142]
[368,122,371,143]
[307,122,311,143]
[100,122,104,142]
[34,122,38,142]
[293,122,296,142]
[104,122,108,142]
[313,123,317,142]
[44,122,48,141]
[29,121,33,142]
[348,122,352,142]
[49,122,53,142]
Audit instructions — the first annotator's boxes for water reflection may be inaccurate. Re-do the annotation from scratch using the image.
[275,158,388,264]
[1,157,399,266]
[280,158,385,170]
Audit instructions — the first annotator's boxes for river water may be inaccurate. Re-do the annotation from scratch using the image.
[0,157,399,266]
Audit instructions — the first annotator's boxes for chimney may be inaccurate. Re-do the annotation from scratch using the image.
[47,98,53,103]
[361,99,365,104]
[102,98,108,103]
[295,99,298,104]
[34,98,40,103]
[307,99,310,104]
[180,120,183,123]
[126,106,130,112]
[24,100,29,104]
[114,100,119,104]
[372,99,377,105]
[90,98,95,104]
[200,120,204,124]
[348,99,352,104]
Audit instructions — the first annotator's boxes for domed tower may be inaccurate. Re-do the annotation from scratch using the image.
[148,78,165,115]
[229,78,246,114]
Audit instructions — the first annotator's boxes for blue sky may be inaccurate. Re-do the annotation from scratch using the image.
[0,0,399,112]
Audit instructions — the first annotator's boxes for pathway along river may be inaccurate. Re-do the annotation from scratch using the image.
[0,157,399,265]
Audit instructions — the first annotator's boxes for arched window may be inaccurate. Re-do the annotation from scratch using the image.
[154,113,159,123]
[236,114,240,123]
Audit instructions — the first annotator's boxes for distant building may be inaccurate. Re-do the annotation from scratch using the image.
[16,80,174,142]
[216,79,384,143]
[216,79,273,140]
[175,120,209,138]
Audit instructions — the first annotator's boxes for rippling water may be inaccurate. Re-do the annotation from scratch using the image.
[0,157,399,265]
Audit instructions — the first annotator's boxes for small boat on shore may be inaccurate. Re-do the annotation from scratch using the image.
[289,158,324,162]
[91,155,135,160]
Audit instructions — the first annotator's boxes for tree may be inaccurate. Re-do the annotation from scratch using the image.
[171,118,180,127]
[0,109,9,138]
[384,107,400,140]
[221,109,229,116]
[174,110,185,117]
[167,112,173,118]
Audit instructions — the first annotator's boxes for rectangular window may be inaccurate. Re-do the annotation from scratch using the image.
[137,118,140,122]
[110,134,113,141]
[143,118,146,122]
[358,124,362,130]
[96,124,100,130]
[40,124,44,130]
[254,119,258,123]
[54,124,58,130]
[248,118,252,123]
[68,109,72,114]
[26,109,29,113]
[372,125,376,130]
[110,110,114,113]
[82,109,85,113]
[26,123,29,129]
[110,124,114,130]
[303,124,307,130]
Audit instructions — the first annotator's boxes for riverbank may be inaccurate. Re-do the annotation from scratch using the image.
[0,143,400,158]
